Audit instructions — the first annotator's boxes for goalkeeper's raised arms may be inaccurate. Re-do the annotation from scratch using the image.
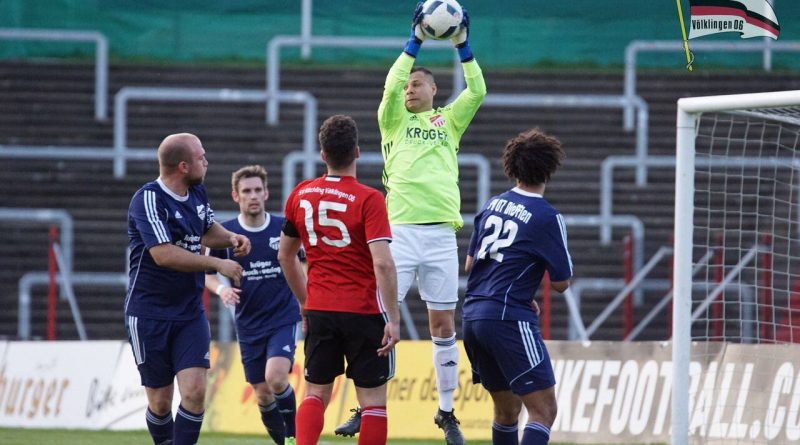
[451,8,473,62]
[404,2,426,58]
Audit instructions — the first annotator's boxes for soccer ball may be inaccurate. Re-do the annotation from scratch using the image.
[419,0,464,40]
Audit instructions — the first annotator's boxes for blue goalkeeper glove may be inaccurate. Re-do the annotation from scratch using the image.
[450,8,473,63]
[404,2,426,58]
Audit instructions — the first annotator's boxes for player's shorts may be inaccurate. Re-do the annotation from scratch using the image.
[126,314,211,388]
[463,318,555,395]
[303,310,394,388]
[239,323,298,384]
[390,223,459,310]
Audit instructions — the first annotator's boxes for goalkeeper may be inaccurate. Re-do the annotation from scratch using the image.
[335,3,486,445]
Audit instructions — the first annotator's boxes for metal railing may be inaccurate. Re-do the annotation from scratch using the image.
[0,208,74,283]
[626,249,758,342]
[563,214,644,292]
[281,151,490,213]
[559,287,588,341]
[692,245,760,320]
[585,246,673,338]
[0,28,108,120]
[599,155,800,245]
[625,249,714,341]
[113,87,318,178]
[623,40,800,130]
[570,275,755,342]
[483,93,650,186]
[1,207,91,340]
[468,214,642,341]
[565,279,671,340]
[300,0,312,59]
[18,272,126,340]
[554,214,647,340]
[16,264,107,341]
[266,35,464,126]
[0,144,154,165]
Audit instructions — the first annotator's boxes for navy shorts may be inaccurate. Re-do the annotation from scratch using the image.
[239,323,298,384]
[463,318,555,395]
[126,314,211,388]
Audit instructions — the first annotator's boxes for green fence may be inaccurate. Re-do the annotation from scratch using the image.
[1,1,798,69]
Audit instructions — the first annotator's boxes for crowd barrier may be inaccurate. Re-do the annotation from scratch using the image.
[1,340,798,442]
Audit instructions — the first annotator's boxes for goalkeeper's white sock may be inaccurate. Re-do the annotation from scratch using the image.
[432,334,458,412]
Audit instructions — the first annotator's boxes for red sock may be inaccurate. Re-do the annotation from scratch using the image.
[296,396,325,445]
[358,406,387,445]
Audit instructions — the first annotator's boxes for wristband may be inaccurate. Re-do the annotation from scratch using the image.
[404,37,422,58]
[215,284,227,295]
[457,42,473,63]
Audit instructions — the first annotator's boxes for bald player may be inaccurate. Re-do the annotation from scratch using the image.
[125,133,251,445]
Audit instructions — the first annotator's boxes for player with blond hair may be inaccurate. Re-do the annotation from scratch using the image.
[205,164,302,445]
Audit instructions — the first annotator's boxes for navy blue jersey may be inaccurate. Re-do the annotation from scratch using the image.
[209,213,302,341]
[125,179,215,320]
[463,188,572,323]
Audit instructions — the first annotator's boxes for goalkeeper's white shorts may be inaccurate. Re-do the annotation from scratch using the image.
[390,223,459,310]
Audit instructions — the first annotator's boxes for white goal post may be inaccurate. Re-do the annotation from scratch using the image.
[674,90,800,445]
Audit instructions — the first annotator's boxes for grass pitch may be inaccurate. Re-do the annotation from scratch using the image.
[0,428,494,445]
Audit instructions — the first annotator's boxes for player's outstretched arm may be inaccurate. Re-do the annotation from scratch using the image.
[202,222,251,256]
[369,240,400,356]
[405,1,426,58]
[149,243,243,285]
[446,8,486,136]
[450,7,473,62]
[277,233,307,308]
[205,273,241,306]
[378,2,425,132]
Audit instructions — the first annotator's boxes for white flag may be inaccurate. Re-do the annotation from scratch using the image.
[689,0,780,40]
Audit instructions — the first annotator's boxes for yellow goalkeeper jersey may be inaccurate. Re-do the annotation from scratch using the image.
[378,53,486,230]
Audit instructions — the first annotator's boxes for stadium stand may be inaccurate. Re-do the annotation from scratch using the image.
[1,59,799,341]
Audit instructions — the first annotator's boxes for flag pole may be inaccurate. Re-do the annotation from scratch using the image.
[675,0,694,71]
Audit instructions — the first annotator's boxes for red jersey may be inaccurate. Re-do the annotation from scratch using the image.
[284,175,392,314]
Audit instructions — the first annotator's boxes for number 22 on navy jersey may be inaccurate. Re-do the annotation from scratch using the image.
[464,188,573,322]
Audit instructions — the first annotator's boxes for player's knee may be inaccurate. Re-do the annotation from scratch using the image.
[543,403,557,426]
[181,381,206,408]
[146,386,174,415]
[149,398,172,416]
[304,386,332,406]
[430,325,455,338]
[428,311,456,338]
[181,394,205,412]
[355,385,387,407]
[266,374,288,395]
[253,383,273,405]
[528,401,557,427]
[493,403,521,425]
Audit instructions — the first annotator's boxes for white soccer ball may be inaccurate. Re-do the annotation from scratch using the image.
[419,0,464,40]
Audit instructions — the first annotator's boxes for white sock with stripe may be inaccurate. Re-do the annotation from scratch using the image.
[432,334,458,412]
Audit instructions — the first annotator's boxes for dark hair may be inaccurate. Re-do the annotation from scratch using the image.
[502,128,564,186]
[318,115,358,169]
[411,66,435,84]
[231,164,267,192]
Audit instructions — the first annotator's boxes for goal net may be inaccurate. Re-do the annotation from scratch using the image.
[673,91,800,444]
